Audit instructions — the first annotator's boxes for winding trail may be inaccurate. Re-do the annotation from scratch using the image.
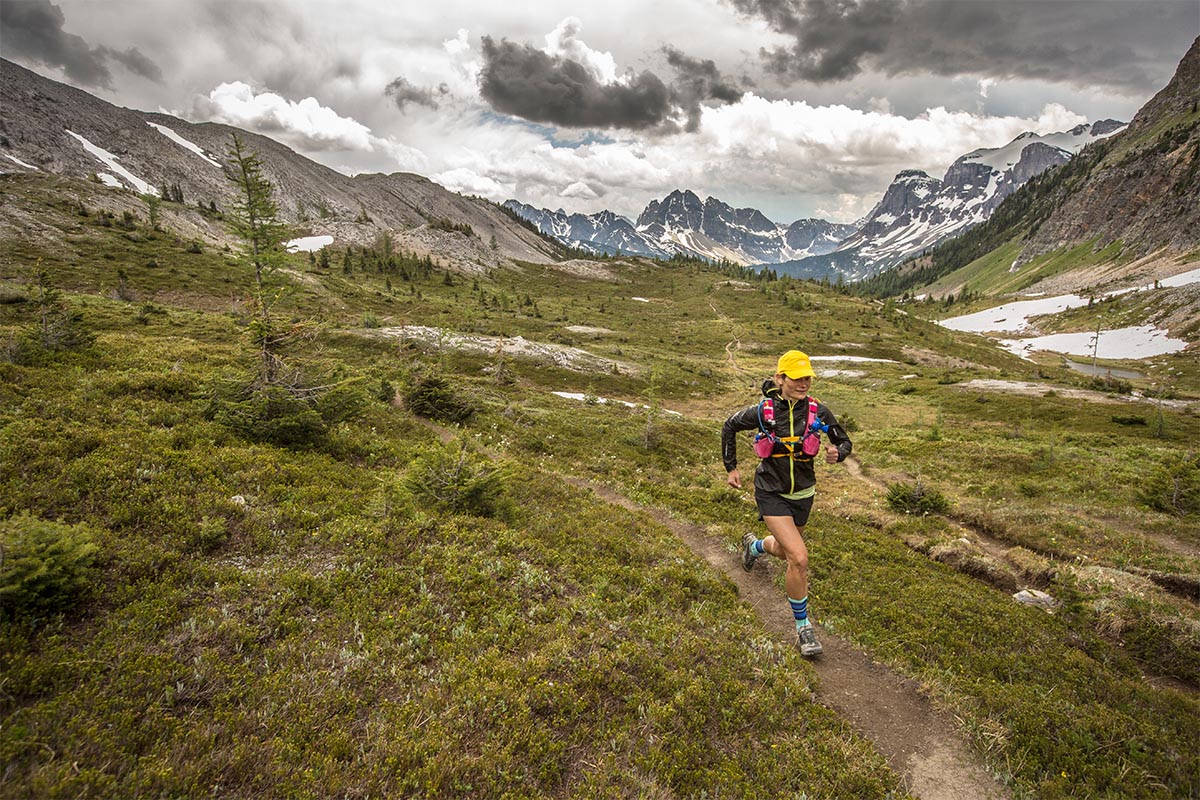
[563,476,1011,800]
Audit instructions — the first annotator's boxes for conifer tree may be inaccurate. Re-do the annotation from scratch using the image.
[211,136,364,445]
[225,134,292,384]
[26,261,94,358]
[226,134,289,292]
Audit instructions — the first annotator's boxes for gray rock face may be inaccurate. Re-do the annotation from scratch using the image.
[502,201,671,258]
[1018,37,1200,264]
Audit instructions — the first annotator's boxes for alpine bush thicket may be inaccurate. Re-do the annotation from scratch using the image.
[1137,453,1200,516]
[0,513,99,618]
[885,479,951,515]
[207,373,367,448]
[404,441,511,519]
[404,373,475,423]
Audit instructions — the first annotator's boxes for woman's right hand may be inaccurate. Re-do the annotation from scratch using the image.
[727,469,742,489]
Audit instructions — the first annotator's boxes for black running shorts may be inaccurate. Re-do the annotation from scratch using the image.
[755,490,814,526]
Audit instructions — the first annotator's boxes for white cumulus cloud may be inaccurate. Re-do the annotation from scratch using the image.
[543,17,618,84]
[560,181,599,199]
[196,81,376,152]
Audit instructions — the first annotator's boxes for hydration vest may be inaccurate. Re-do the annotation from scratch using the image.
[754,396,825,460]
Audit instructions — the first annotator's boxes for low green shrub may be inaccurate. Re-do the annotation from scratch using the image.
[0,513,99,618]
[886,479,951,515]
[207,373,366,448]
[404,373,475,423]
[209,382,327,446]
[376,377,396,405]
[1137,453,1200,516]
[403,441,511,519]
[1088,375,1132,394]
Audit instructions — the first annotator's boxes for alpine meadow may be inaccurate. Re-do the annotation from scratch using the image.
[2,14,1200,800]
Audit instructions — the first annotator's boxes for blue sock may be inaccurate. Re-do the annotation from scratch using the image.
[752,539,766,556]
[789,596,810,630]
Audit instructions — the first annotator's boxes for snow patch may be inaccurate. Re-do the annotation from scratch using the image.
[940,267,1200,360]
[65,130,157,195]
[147,122,222,167]
[285,235,334,253]
[811,355,899,364]
[551,391,681,415]
[3,153,38,170]
[999,326,1188,360]
[96,173,123,188]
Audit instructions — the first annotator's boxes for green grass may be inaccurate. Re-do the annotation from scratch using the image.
[0,359,902,798]
[2,172,1198,799]
[925,237,1131,302]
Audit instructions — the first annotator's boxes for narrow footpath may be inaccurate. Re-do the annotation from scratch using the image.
[565,476,1011,800]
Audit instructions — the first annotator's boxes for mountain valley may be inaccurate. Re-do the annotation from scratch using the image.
[1,41,1199,800]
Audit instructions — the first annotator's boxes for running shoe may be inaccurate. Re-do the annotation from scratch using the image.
[797,624,823,657]
[741,532,759,572]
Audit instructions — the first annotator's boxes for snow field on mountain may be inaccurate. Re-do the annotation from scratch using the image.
[146,122,222,168]
[66,129,158,195]
[940,266,1200,360]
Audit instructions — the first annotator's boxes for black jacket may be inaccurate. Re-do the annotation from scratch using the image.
[721,380,852,495]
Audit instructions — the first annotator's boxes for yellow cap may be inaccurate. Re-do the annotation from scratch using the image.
[776,350,815,379]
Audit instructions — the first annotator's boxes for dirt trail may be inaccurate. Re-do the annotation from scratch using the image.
[564,477,1011,800]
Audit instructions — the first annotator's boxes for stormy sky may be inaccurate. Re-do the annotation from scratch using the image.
[2,0,1196,223]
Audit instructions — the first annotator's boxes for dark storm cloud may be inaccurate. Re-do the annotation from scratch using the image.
[0,0,161,87]
[197,0,359,98]
[385,76,446,111]
[663,46,746,131]
[478,36,744,132]
[479,36,674,130]
[102,45,164,83]
[726,0,1198,92]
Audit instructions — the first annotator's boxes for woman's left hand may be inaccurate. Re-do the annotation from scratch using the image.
[824,444,840,464]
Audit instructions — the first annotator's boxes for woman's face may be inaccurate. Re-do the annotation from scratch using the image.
[776,374,812,401]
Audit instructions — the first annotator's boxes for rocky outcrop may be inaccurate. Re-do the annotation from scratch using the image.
[1018,36,1200,264]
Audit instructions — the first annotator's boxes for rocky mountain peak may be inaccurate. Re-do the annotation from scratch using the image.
[1090,119,1127,137]
[1020,36,1200,263]
[1129,35,1200,129]
[774,118,1125,281]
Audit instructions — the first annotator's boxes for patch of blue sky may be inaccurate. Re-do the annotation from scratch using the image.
[478,111,616,148]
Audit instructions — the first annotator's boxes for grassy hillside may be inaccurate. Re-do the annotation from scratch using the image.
[2,173,1198,799]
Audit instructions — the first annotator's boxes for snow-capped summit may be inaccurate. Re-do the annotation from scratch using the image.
[776,120,1126,280]
[505,191,855,265]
